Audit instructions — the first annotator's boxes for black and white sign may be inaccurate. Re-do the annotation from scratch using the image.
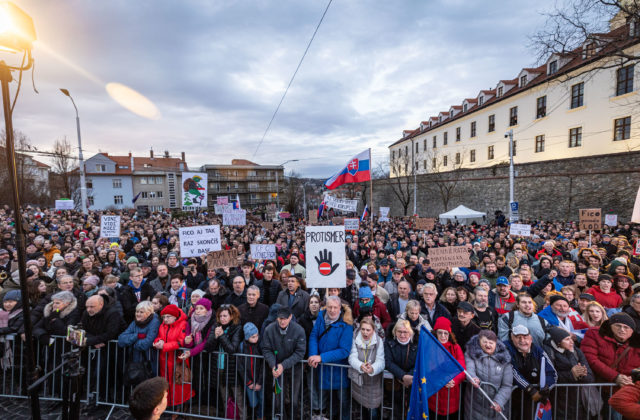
[179,225,221,257]
[305,226,346,288]
[605,214,618,226]
[223,210,246,226]
[214,203,234,214]
[509,223,531,237]
[100,215,121,238]
[344,218,359,231]
[379,207,390,222]
[55,200,75,210]
[250,244,276,260]
[324,195,358,213]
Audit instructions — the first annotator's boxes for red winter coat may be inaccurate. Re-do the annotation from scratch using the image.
[427,340,466,415]
[609,382,640,419]
[353,296,392,329]
[581,321,640,382]
[154,310,194,406]
[586,285,623,309]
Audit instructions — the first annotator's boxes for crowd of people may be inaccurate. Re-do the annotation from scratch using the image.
[1,206,640,419]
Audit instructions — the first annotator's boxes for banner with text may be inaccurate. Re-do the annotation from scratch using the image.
[214,203,234,214]
[579,208,602,231]
[305,226,346,288]
[414,217,435,231]
[100,215,121,238]
[179,225,221,257]
[182,172,208,209]
[223,210,246,226]
[250,244,277,260]
[605,214,618,226]
[207,249,239,268]
[55,200,74,210]
[379,207,390,222]
[324,195,358,213]
[344,218,359,231]
[510,223,532,237]
[428,246,470,270]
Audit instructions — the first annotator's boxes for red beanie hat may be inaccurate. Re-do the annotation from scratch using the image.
[433,317,452,333]
[161,304,182,319]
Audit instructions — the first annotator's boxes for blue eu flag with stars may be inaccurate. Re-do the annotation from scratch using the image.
[407,326,465,420]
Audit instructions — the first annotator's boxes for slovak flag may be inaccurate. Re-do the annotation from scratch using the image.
[318,200,325,218]
[360,205,368,222]
[233,194,242,210]
[324,149,371,190]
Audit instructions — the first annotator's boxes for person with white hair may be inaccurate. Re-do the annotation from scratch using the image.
[118,300,161,378]
[33,290,80,343]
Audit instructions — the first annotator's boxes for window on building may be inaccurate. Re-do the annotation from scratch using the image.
[488,114,495,132]
[114,195,123,205]
[404,163,408,174]
[569,127,582,147]
[140,177,147,184]
[148,176,155,185]
[536,96,547,119]
[443,132,448,145]
[423,160,427,169]
[470,121,477,138]
[112,178,121,189]
[488,146,494,160]
[584,43,595,58]
[450,110,454,118]
[248,170,257,177]
[616,65,634,96]
[509,106,518,126]
[141,192,148,199]
[432,158,437,169]
[392,150,395,160]
[614,116,632,141]
[571,82,584,108]
[549,60,558,74]
[455,127,461,141]
[433,136,437,148]
[149,191,157,198]
[455,152,461,164]
[535,135,545,153]
[415,162,419,171]
[443,155,448,166]
[520,75,527,86]
[86,180,93,189]
[497,86,503,97]
[415,142,419,153]
[155,176,163,184]
[95,164,106,173]
[88,197,94,206]
[423,139,426,150]
[470,149,476,162]
[226,184,230,191]
[479,96,484,106]
[405,146,408,156]
[156,191,163,198]
[463,104,467,112]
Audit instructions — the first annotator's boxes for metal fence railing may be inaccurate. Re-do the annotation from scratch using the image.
[0,335,623,420]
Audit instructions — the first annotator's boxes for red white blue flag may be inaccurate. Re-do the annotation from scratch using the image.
[360,205,369,222]
[324,149,371,190]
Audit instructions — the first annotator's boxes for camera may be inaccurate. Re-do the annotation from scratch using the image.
[66,325,87,347]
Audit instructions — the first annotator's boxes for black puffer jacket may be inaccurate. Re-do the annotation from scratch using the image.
[80,295,124,347]
[384,338,418,380]
[33,299,81,340]
[0,305,23,335]
[205,322,242,387]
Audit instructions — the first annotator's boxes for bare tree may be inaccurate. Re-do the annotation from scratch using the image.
[51,137,75,198]
[284,170,303,215]
[378,151,414,216]
[423,148,467,212]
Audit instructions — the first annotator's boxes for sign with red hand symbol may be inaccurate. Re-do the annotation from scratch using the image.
[305,225,346,288]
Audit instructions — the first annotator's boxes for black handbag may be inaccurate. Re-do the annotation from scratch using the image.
[124,349,154,387]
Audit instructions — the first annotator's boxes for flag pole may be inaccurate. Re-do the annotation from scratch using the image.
[369,148,373,243]
[463,369,509,420]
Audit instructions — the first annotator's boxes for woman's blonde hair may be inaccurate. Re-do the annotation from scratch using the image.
[392,319,414,338]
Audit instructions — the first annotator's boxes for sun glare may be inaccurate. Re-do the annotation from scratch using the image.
[105,82,161,120]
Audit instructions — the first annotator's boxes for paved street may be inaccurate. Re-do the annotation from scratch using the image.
[0,398,134,420]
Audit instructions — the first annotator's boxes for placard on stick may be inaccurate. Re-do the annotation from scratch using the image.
[414,217,435,231]
[261,221,274,230]
[179,225,221,257]
[579,208,602,230]
[309,210,318,224]
[427,246,470,270]
[250,244,276,260]
[223,210,246,226]
[207,249,239,268]
[100,215,121,238]
[605,214,618,226]
[509,223,531,237]
[344,218,359,231]
[332,217,344,225]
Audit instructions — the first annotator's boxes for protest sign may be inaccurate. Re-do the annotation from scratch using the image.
[55,200,74,210]
[223,210,246,226]
[414,217,435,231]
[305,226,346,288]
[182,172,208,209]
[207,249,239,268]
[579,208,602,230]
[216,196,229,205]
[261,221,274,230]
[379,207,390,222]
[250,244,276,260]
[214,203,233,214]
[509,223,532,237]
[100,215,121,238]
[324,195,358,213]
[428,246,470,270]
[344,218,359,231]
[605,214,618,226]
[309,210,318,224]
[332,217,344,225]
[179,225,221,257]
[279,212,291,219]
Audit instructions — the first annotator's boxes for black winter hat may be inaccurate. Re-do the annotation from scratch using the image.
[549,327,570,346]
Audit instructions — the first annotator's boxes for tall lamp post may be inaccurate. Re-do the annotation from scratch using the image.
[0,3,41,419]
[59,88,87,214]
[275,159,298,210]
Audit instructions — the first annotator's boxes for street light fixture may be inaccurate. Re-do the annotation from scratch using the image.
[59,88,88,214]
[275,159,299,210]
[0,2,41,419]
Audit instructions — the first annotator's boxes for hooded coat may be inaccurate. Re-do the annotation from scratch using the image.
[581,319,640,382]
[353,295,392,329]
[309,308,354,390]
[463,335,513,420]
[32,298,80,340]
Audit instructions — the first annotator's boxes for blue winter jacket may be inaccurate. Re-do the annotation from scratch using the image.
[309,310,353,390]
[117,313,161,371]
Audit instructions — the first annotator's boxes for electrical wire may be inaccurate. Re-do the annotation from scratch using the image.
[9,50,27,115]
[251,0,333,159]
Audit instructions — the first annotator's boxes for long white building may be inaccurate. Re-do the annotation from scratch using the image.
[389,17,640,177]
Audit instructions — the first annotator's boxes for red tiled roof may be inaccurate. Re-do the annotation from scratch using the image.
[464,98,478,103]
[231,159,259,166]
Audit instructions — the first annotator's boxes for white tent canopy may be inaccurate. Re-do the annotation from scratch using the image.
[438,205,486,225]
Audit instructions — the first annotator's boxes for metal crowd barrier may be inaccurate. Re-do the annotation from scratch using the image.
[0,335,625,419]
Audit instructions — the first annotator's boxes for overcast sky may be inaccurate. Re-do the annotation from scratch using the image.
[12,0,551,178]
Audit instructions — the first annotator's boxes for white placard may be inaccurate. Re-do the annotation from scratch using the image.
[182,172,208,209]
[379,206,390,222]
[605,214,618,226]
[223,210,246,226]
[509,223,531,237]
[250,244,276,260]
[100,215,121,238]
[305,225,346,288]
[179,225,221,257]
[214,203,234,214]
[55,200,75,210]
[344,218,359,231]
[323,195,358,212]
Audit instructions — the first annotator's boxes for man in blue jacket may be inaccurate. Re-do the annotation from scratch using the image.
[308,295,353,420]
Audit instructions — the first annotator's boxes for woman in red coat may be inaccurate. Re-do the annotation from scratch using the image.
[153,304,194,412]
[428,317,466,419]
[587,275,622,309]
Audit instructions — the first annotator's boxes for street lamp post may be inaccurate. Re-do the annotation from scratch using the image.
[275,159,299,210]
[60,89,88,214]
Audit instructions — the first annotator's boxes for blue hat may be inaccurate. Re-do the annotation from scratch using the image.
[3,290,21,303]
[243,322,259,339]
[496,276,509,286]
[359,286,374,299]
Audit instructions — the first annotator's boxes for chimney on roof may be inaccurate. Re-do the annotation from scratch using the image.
[150,148,154,159]
[131,153,134,171]
[181,152,185,162]
[164,150,170,158]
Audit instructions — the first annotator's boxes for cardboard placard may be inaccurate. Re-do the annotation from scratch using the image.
[207,249,239,268]
[509,223,532,237]
[605,214,618,226]
[332,217,344,225]
[179,225,221,257]
[579,208,602,231]
[100,215,121,238]
[223,210,246,226]
[261,222,274,230]
[55,199,74,210]
[414,217,435,231]
[250,244,277,260]
[344,218,359,231]
[427,246,470,270]
[309,210,318,224]
[305,226,346,288]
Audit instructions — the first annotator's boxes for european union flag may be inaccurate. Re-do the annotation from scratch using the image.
[407,326,465,420]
